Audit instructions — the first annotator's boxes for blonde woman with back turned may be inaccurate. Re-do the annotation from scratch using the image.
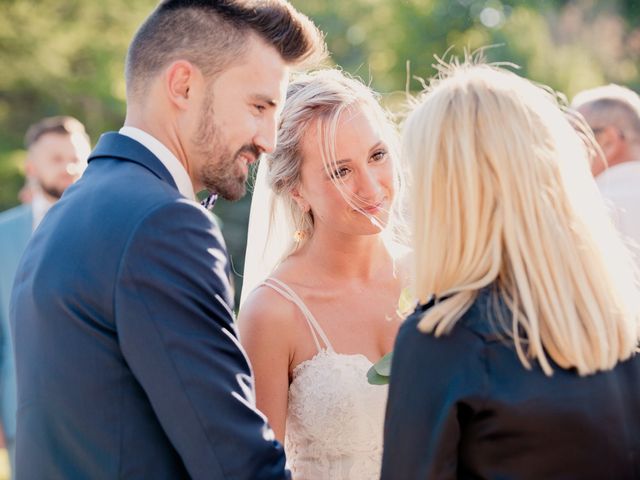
[239,69,409,479]
[381,60,640,479]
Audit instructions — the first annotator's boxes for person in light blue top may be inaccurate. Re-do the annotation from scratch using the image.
[0,115,90,475]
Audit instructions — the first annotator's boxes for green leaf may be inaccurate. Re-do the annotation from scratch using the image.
[367,364,390,385]
[373,351,393,376]
[366,351,393,385]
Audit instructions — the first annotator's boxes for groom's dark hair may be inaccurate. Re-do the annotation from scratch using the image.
[125,0,326,99]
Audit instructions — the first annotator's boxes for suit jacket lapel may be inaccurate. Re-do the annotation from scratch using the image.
[88,132,178,190]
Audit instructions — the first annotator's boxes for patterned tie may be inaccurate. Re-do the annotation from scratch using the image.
[200,193,218,211]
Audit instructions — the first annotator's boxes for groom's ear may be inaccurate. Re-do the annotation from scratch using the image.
[165,60,200,111]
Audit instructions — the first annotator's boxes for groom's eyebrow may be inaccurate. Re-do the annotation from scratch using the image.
[252,94,278,107]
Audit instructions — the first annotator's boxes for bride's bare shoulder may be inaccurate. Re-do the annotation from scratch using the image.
[237,264,307,334]
[239,283,291,321]
[236,283,299,361]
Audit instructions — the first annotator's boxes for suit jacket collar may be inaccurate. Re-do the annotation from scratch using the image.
[88,132,178,191]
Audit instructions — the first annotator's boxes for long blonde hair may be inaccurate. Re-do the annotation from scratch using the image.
[404,60,640,376]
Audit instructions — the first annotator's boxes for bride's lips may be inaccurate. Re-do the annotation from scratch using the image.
[357,199,386,214]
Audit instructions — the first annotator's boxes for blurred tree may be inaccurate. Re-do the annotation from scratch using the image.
[0,0,155,208]
[291,0,640,97]
[1,0,640,304]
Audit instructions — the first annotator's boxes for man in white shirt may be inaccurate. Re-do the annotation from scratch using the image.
[572,85,640,260]
[0,115,90,475]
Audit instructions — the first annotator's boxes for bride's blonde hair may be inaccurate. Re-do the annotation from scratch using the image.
[241,70,406,305]
[265,68,406,257]
[404,59,640,376]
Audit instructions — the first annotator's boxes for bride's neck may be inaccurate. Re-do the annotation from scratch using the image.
[298,229,390,281]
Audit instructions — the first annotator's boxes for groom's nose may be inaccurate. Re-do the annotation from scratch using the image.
[254,114,277,154]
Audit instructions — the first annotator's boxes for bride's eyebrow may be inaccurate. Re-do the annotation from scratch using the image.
[320,140,387,172]
[369,140,386,152]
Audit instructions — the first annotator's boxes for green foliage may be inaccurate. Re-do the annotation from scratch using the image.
[0,0,155,210]
[2,0,640,306]
[292,0,640,97]
[0,150,25,210]
[367,351,393,385]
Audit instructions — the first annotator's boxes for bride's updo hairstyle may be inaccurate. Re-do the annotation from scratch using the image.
[265,69,404,251]
[404,59,640,376]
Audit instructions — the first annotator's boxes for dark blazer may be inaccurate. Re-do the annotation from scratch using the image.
[381,288,640,480]
[10,133,288,479]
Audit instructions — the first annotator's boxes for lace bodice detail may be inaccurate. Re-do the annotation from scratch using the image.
[263,279,388,480]
[285,350,388,479]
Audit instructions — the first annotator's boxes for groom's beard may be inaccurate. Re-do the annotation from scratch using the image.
[193,95,258,201]
[202,141,261,202]
[39,179,66,200]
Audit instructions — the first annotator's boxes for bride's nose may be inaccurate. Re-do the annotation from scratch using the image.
[355,168,383,200]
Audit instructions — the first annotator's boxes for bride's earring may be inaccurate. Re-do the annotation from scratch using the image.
[294,207,309,242]
[293,228,307,242]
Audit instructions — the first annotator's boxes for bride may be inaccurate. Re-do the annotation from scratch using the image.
[238,69,408,479]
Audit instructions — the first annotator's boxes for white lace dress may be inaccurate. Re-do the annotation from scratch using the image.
[263,279,389,480]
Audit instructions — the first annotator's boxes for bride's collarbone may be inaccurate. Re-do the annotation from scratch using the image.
[275,274,402,301]
[286,301,399,370]
[300,285,403,316]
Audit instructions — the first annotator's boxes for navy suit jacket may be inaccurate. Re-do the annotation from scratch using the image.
[10,133,289,479]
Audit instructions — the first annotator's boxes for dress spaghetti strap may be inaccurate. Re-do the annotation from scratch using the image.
[262,278,334,353]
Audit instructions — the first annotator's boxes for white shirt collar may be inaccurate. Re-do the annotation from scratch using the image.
[596,160,640,180]
[119,126,196,201]
[32,190,54,231]
[595,160,640,197]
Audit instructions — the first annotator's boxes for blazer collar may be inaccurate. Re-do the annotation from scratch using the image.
[88,132,178,190]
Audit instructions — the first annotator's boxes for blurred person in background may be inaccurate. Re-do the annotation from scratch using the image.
[382,61,640,479]
[0,115,90,476]
[572,85,640,262]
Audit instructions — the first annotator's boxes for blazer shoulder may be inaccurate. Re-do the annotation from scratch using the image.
[400,290,505,353]
[458,288,513,343]
[123,198,222,247]
[117,198,232,303]
[409,288,509,343]
[74,158,198,238]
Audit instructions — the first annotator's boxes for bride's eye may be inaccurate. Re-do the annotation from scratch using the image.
[331,167,351,179]
[370,150,388,162]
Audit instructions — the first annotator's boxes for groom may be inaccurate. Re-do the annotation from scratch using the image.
[10,1,324,478]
